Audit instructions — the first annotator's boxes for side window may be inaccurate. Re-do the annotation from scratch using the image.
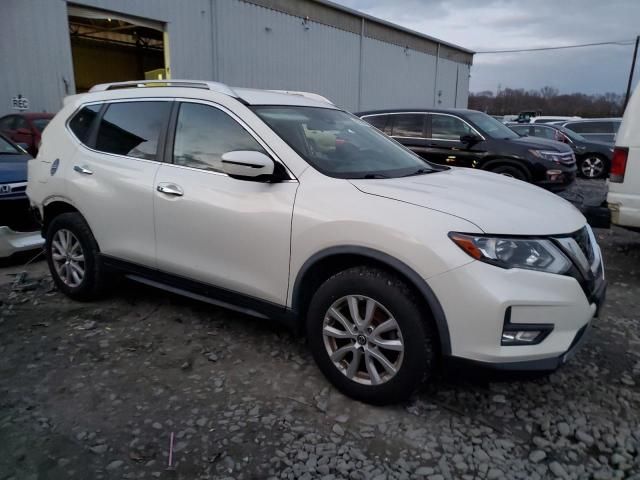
[0,116,16,130]
[533,126,557,140]
[69,104,101,145]
[173,103,266,173]
[391,114,425,138]
[511,126,529,136]
[15,116,28,130]
[431,115,471,140]
[95,101,171,161]
[363,115,389,133]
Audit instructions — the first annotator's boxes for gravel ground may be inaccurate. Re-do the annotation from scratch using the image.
[1,182,639,480]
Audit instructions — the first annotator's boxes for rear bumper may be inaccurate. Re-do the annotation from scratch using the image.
[0,226,44,258]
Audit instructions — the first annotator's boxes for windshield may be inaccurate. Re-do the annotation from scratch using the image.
[32,118,50,133]
[252,106,437,179]
[0,136,21,155]
[465,111,519,140]
[558,127,585,143]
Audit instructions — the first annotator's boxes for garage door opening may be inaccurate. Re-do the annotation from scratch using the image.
[68,6,169,93]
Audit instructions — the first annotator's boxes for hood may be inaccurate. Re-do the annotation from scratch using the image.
[507,135,572,152]
[350,167,585,235]
[0,154,29,184]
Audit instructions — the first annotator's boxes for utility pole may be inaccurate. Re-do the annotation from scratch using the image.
[623,35,640,113]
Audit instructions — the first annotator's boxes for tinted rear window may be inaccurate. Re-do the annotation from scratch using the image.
[391,114,425,138]
[95,102,171,160]
[363,115,389,132]
[565,121,617,134]
[69,105,101,144]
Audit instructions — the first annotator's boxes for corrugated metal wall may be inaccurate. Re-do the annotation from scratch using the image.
[215,0,361,110]
[0,0,74,114]
[0,0,471,115]
[360,37,436,110]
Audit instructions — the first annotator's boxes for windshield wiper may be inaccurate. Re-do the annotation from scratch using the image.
[362,173,389,179]
[403,168,432,177]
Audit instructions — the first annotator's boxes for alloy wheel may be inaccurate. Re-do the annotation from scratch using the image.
[51,229,85,288]
[581,156,604,178]
[322,295,404,386]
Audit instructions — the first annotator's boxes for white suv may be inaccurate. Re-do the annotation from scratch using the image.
[27,80,606,404]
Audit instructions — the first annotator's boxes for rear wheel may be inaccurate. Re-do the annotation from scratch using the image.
[306,267,436,405]
[46,213,107,300]
[579,154,607,179]
[489,164,527,181]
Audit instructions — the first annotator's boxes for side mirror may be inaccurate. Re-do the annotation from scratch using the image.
[460,134,480,145]
[221,151,274,179]
[16,127,32,136]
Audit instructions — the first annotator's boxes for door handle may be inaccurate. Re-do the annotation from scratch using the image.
[73,165,93,175]
[157,183,184,196]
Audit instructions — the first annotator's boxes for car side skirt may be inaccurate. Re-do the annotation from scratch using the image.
[100,255,297,329]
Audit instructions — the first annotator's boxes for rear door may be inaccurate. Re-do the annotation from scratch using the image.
[387,113,430,159]
[425,113,485,168]
[66,99,172,267]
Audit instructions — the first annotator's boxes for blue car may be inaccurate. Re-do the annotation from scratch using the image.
[0,134,43,258]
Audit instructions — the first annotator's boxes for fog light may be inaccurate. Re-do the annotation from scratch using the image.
[502,330,544,344]
[546,169,563,182]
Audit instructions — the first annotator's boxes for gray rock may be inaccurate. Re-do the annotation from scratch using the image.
[487,468,504,480]
[106,460,124,470]
[529,450,546,463]
[415,466,433,475]
[332,424,345,436]
[576,430,595,446]
[557,422,572,437]
[90,444,108,454]
[549,461,567,478]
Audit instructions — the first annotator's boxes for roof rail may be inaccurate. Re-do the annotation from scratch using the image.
[268,90,333,105]
[89,79,237,97]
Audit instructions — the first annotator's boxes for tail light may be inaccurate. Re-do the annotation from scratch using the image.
[610,147,628,183]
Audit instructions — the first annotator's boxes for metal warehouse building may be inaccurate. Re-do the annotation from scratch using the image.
[1,0,473,115]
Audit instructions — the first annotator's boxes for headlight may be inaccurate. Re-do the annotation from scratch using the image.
[528,149,566,163]
[449,233,572,274]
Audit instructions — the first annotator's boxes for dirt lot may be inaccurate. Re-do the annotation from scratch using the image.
[1,184,639,480]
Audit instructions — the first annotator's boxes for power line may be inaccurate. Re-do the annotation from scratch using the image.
[476,39,635,54]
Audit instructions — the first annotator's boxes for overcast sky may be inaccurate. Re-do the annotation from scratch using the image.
[334,0,640,95]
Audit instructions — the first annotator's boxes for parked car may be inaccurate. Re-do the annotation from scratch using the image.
[529,116,581,124]
[559,118,621,145]
[608,87,640,230]
[28,80,605,404]
[357,108,576,191]
[0,133,43,258]
[516,110,542,123]
[0,112,54,157]
[508,123,613,179]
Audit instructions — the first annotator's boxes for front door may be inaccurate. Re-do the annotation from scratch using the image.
[153,101,297,305]
[425,113,485,168]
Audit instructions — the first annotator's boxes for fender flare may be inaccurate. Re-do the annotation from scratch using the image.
[291,245,452,355]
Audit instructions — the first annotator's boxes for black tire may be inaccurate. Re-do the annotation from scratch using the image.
[45,212,107,301]
[578,154,608,179]
[306,266,436,405]
[489,164,527,181]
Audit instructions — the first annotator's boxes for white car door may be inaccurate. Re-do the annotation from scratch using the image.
[153,100,298,306]
[66,99,172,267]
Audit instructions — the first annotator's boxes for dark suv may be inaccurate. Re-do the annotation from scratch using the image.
[357,109,576,191]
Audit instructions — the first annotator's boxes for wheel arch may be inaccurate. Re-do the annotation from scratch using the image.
[291,246,451,355]
[42,200,81,235]
[481,158,532,181]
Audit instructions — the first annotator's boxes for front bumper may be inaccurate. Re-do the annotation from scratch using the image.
[428,253,605,367]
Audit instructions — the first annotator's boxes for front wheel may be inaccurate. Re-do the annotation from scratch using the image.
[489,164,527,181]
[306,267,436,405]
[579,154,607,179]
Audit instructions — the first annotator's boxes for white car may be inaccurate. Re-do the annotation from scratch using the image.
[27,80,606,404]
[529,116,581,124]
[608,86,640,229]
